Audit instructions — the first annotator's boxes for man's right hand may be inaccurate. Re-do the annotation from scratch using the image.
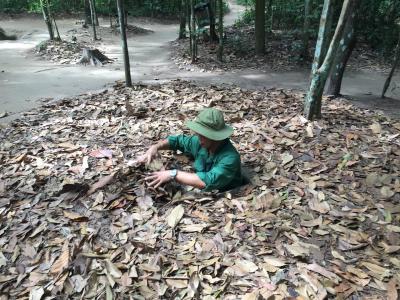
[136,145,158,165]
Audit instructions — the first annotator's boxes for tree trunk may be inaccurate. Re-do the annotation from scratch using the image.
[89,0,98,40]
[310,0,334,77]
[301,0,311,59]
[327,0,359,96]
[179,0,186,39]
[209,0,219,42]
[53,18,61,40]
[304,0,353,120]
[190,0,197,63]
[40,0,54,40]
[217,0,223,61]
[84,0,92,26]
[109,0,113,27]
[321,0,336,60]
[188,0,193,58]
[117,0,132,87]
[266,0,272,32]
[46,0,60,41]
[382,30,400,98]
[255,0,265,55]
[92,0,99,26]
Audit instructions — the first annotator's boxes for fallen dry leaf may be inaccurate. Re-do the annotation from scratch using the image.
[166,205,185,228]
[50,241,70,275]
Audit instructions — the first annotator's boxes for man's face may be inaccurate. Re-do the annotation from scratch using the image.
[198,134,215,150]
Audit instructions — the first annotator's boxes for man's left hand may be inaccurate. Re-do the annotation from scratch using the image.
[145,170,173,188]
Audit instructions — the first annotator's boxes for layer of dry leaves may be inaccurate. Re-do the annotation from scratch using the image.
[32,23,152,64]
[171,24,392,74]
[33,40,87,64]
[0,80,400,299]
[106,24,154,37]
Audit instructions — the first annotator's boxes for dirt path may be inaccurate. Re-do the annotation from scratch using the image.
[1,2,400,123]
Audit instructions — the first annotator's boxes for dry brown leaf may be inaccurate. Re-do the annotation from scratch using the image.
[309,197,330,214]
[370,123,382,134]
[166,205,184,228]
[87,172,116,195]
[263,256,286,267]
[166,279,188,289]
[361,262,391,280]
[305,263,340,284]
[105,260,122,279]
[286,243,310,257]
[63,211,88,222]
[387,278,398,300]
[50,240,70,275]
[29,286,44,300]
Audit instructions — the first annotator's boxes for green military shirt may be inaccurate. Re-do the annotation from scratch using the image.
[168,135,242,192]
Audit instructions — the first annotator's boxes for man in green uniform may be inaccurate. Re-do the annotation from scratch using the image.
[137,108,242,192]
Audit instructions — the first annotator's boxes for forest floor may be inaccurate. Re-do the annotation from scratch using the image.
[171,24,391,74]
[0,80,399,299]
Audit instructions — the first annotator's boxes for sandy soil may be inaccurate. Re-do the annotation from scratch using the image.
[1,1,400,123]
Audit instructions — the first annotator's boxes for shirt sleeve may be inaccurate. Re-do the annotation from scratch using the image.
[167,135,200,158]
[196,154,240,192]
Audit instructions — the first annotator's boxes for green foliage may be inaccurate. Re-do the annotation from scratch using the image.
[235,7,254,26]
[235,0,400,58]
[1,0,229,21]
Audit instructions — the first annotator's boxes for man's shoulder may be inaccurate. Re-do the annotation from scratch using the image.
[225,140,240,156]
[218,141,240,161]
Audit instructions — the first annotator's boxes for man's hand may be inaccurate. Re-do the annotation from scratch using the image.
[145,170,173,188]
[136,145,158,165]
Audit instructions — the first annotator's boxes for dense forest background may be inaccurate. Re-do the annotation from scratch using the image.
[1,0,399,56]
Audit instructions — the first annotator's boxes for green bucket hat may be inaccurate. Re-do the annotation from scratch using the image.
[186,108,233,141]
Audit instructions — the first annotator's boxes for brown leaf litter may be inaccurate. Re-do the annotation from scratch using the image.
[171,24,392,74]
[0,79,399,299]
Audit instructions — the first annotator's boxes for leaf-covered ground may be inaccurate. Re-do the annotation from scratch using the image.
[31,23,152,64]
[33,40,87,64]
[0,80,399,299]
[171,24,392,74]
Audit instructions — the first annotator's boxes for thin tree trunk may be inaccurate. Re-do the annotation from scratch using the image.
[93,0,99,26]
[310,0,334,76]
[109,0,113,27]
[188,0,193,58]
[117,0,132,87]
[84,0,91,26]
[190,0,197,63]
[40,0,54,40]
[53,18,61,40]
[89,0,98,40]
[255,0,266,55]
[209,0,219,42]
[217,0,223,61]
[327,0,359,96]
[179,0,186,39]
[322,0,336,60]
[382,31,400,98]
[266,0,272,33]
[301,0,311,59]
[124,9,128,27]
[304,0,353,120]
[46,0,60,41]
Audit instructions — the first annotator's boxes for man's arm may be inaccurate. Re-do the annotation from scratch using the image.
[146,170,206,189]
[175,171,206,189]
